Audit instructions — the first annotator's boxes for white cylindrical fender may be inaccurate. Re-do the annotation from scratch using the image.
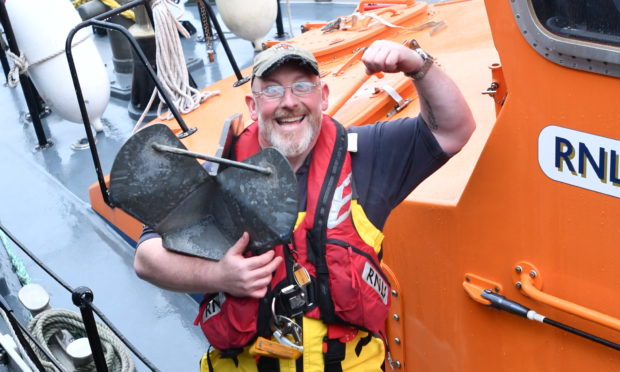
[215,0,277,50]
[6,0,110,132]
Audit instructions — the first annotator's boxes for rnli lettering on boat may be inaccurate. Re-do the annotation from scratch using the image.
[362,262,388,304]
[538,125,620,198]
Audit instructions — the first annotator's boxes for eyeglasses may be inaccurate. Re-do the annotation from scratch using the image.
[252,81,319,99]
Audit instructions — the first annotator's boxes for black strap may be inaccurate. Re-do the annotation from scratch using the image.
[311,119,348,324]
[350,165,359,201]
[354,333,373,356]
[206,346,214,372]
[324,338,346,372]
[311,119,348,234]
[257,286,275,338]
[219,348,242,367]
[257,356,280,372]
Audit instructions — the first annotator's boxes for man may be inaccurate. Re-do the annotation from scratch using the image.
[134,40,475,371]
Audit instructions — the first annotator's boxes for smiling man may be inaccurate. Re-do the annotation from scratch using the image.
[134,41,475,371]
[248,45,328,171]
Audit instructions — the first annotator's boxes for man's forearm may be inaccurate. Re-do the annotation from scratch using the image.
[134,238,220,293]
[361,40,475,155]
[134,234,282,298]
[413,63,476,155]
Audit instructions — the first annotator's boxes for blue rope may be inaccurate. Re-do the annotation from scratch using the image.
[0,230,31,286]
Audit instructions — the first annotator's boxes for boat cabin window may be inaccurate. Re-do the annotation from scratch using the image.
[511,0,620,77]
[531,0,620,46]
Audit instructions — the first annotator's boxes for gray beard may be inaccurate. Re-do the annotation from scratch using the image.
[258,114,319,158]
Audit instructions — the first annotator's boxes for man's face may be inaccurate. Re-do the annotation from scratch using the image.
[246,63,329,159]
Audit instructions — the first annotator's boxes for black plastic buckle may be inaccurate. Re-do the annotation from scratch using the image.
[277,284,306,318]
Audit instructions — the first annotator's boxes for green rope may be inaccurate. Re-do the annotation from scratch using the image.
[0,230,31,286]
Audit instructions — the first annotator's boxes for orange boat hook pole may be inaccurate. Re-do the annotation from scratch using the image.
[324,72,384,117]
[152,143,272,175]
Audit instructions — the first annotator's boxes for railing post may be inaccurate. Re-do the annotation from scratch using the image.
[0,0,52,149]
[275,0,288,39]
[196,0,250,86]
[72,287,109,372]
[0,35,10,77]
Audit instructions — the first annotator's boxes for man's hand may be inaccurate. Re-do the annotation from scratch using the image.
[134,233,282,298]
[362,40,423,76]
[211,232,283,298]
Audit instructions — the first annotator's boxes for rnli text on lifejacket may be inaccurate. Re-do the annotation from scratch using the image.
[362,262,388,304]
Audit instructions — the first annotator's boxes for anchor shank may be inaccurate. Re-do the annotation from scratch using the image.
[152,143,272,175]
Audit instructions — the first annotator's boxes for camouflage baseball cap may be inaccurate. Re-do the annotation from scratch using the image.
[252,43,319,79]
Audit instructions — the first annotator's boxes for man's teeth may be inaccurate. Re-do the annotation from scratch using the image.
[278,116,303,124]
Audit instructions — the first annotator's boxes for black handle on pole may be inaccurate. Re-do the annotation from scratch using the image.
[72,287,109,372]
[481,289,530,318]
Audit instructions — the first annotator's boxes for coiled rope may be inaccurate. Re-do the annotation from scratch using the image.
[28,309,135,372]
[0,223,157,370]
[133,0,219,131]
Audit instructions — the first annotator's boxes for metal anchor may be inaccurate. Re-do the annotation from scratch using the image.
[108,123,298,261]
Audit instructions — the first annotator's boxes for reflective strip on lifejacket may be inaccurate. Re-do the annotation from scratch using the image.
[294,212,307,230]
[350,199,384,255]
[293,202,381,251]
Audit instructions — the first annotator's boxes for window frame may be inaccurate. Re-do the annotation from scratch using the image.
[511,0,620,77]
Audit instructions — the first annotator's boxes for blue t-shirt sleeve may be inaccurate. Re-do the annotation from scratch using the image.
[137,225,160,246]
[349,115,449,230]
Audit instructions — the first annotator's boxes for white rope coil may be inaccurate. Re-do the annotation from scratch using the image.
[134,0,219,131]
[28,308,134,372]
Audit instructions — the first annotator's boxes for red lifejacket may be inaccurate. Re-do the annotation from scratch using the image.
[195,115,390,352]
